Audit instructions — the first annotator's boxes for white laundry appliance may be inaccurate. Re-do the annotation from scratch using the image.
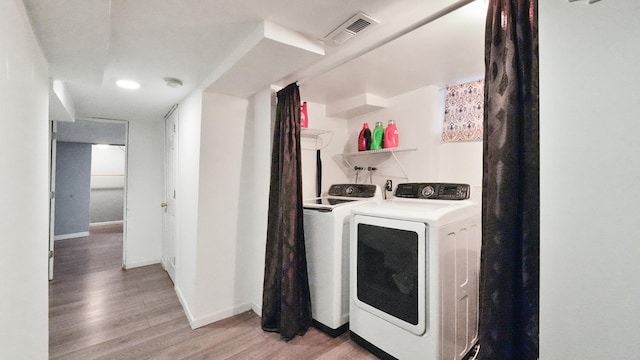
[303,183,382,337]
[349,183,481,360]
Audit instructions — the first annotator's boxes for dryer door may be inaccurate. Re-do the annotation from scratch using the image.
[351,215,427,335]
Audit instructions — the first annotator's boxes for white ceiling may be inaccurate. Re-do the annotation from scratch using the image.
[299,1,487,104]
[23,0,486,122]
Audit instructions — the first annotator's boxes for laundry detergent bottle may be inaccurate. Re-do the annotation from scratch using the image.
[371,121,384,150]
[384,120,399,148]
[358,123,371,151]
[300,101,309,128]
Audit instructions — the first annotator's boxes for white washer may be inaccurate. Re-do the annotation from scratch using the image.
[303,184,382,337]
[349,183,481,360]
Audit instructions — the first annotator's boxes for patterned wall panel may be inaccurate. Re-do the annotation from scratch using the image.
[443,79,484,142]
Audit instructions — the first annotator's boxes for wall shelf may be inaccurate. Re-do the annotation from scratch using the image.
[339,146,416,157]
[337,147,417,180]
[301,128,333,150]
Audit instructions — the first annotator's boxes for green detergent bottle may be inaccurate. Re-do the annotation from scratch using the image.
[371,121,384,150]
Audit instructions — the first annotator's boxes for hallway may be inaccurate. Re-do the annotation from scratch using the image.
[49,224,186,358]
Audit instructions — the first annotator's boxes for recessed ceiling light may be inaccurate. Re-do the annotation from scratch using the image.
[116,79,140,89]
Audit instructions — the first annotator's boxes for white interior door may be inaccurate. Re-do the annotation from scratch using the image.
[48,121,57,280]
[163,108,178,282]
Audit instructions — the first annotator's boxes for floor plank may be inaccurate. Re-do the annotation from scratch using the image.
[50,225,378,359]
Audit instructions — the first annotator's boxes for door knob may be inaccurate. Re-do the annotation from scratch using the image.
[161,202,168,208]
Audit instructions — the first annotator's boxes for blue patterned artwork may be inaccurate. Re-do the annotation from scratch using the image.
[443,79,484,142]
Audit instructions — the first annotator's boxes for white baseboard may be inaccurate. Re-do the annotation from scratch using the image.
[90,220,124,227]
[251,302,262,317]
[189,302,253,329]
[54,231,90,241]
[175,286,197,326]
[124,258,160,269]
[174,286,252,329]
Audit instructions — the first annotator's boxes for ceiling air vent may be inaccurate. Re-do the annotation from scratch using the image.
[324,12,379,46]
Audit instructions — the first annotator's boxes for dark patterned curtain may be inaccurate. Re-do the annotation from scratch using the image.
[479,0,539,359]
[261,82,312,340]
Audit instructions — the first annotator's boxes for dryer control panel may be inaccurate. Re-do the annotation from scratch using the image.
[394,182,470,200]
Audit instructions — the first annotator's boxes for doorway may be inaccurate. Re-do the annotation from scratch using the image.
[162,107,178,283]
[49,119,128,279]
[90,144,126,230]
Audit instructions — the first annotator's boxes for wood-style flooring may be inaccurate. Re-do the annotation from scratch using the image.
[49,224,378,359]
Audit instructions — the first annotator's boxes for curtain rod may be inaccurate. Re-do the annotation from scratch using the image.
[163,104,178,120]
[568,0,602,3]
[296,0,476,86]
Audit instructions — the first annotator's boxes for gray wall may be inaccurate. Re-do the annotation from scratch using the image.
[57,119,126,145]
[54,142,92,236]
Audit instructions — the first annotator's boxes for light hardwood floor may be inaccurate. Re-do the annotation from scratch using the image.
[49,225,378,359]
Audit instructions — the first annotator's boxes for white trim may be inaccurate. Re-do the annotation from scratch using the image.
[49,120,57,280]
[175,286,197,327]
[174,286,252,330]
[189,303,253,330]
[54,231,89,241]
[89,220,124,227]
[122,120,129,270]
[124,258,160,269]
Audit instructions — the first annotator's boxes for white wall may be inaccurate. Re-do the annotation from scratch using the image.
[90,144,125,224]
[539,1,640,359]
[173,89,257,327]
[192,92,251,324]
[125,119,164,268]
[0,0,49,358]
[241,88,273,314]
[174,90,203,319]
[335,85,483,192]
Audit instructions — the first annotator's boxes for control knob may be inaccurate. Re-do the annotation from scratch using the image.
[421,185,435,198]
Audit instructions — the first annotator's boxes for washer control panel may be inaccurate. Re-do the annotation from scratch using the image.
[328,184,379,198]
[394,182,470,200]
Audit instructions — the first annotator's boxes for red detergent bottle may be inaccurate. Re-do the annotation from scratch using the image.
[358,123,371,151]
[384,120,399,148]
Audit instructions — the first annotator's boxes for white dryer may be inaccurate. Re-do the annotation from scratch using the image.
[303,184,382,337]
[349,183,481,360]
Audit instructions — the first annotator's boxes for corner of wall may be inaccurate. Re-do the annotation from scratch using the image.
[1,1,50,358]
[173,89,204,315]
[125,120,164,268]
[188,302,253,330]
